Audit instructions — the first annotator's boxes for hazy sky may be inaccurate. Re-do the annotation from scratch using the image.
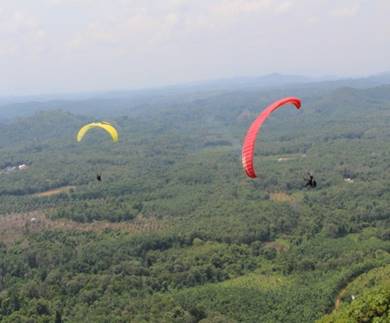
[1,0,389,95]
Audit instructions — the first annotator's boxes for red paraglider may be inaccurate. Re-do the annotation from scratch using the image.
[242,97,302,178]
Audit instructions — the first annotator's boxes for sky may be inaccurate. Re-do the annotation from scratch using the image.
[0,0,389,95]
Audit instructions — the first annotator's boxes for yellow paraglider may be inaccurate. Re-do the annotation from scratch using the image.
[76,122,119,142]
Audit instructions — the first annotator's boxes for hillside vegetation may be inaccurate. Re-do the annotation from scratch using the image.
[319,265,390,322]
[0,83,389,322]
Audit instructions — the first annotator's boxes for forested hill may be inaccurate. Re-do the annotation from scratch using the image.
[0,82,389,322]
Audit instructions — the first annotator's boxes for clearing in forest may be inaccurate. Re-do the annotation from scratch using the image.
[0,211,167,246]
[34,186,76,197]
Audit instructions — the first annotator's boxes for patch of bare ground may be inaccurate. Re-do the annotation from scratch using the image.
[264,241,289,253]
[270,192,296,203]
[335,287,347,310]
[0,211,166,246]
[277,154,306,162]
[277,157,294,162]
[33,186,76,197]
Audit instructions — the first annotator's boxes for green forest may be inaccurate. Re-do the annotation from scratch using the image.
[0,81,389,322]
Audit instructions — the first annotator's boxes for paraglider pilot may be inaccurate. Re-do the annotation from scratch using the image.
[305,173,316,188]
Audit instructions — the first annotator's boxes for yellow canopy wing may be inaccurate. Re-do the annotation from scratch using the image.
[76,122,119,142]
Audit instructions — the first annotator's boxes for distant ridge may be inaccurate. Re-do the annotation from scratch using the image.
[2,72,390,105]
[1,72,390,121]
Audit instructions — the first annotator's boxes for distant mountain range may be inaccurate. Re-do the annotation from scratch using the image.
[1,72,390,120]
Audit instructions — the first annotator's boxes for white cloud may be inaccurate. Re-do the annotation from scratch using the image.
[331,4,360,17]
[68,9,181,53]
[211,0,273,19]
[306,16,319,24]
[275,1,292,14]
[0,9,47,57]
